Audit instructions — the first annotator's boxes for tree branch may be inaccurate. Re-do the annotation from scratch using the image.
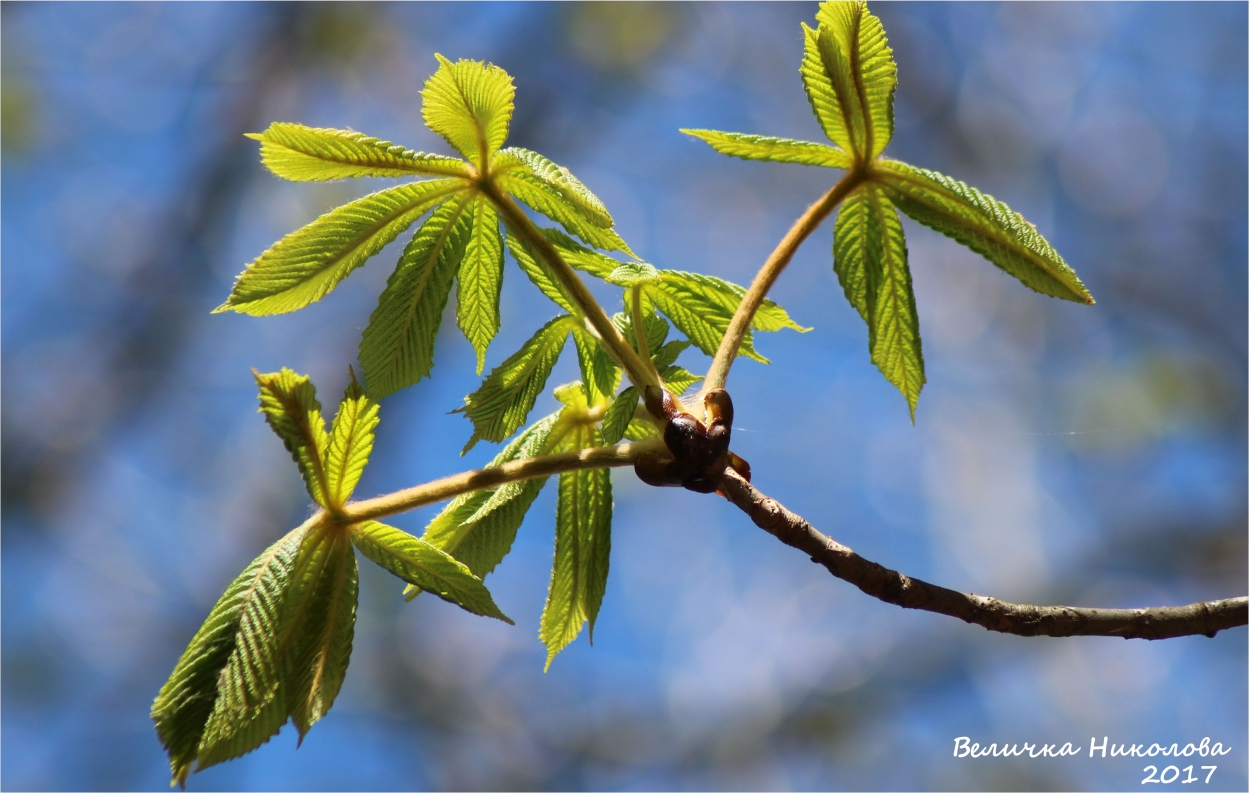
[337,439,663,525]
[701,168,867,399]
[718,469,1248,640]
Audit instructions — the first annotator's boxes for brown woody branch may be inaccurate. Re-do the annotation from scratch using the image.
[718,468,1248,640]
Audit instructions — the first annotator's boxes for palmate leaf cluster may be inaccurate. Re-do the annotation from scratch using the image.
[685,0,1092,418]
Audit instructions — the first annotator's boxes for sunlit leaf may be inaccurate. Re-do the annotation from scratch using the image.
[540,424,612,670]
[681,129,852,169]
[800,1,896,160]
[600,386,638,445]
[872,159,1093,304]
[834,183,924,417]
[458,195,506,373]
[254,369,330,506]
[457,316,577,452]
[217,180,462,316]
[605,261,660,287]
[506,230,578,314]
[573,328,620,405]
[422,54,514,166]
[325,377,380,507]
[152,528,303,786]
[498,171,634,256]
[358,198,473,399]
[494,147,614,227]
[248,122,470,181]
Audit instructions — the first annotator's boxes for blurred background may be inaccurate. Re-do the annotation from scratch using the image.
[2,3,1246,790]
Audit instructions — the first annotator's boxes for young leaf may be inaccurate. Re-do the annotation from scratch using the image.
[217,179,462,316]
[800,1,896,161]
[358,197,473,400]
[458,195,506,373]
[680,129,852,169]
[188,527,306,774]
[573,327,620,405]
[414,413,561,595]
[540,425,613,670]
[541,227,621,279]
[834,184,925,417]
[325,377,380,507]
[248,122,471,182]
[600,386,638,445]
[623,417,658,441]
[494,147,614,227]
[649,271,805,363]
[497,170,634,256]
[651,339,690,370]
[660,364,702,395]
[457,315,576,452]
[152,527,303,786]
[279,528,358,740]
[351,519,513,623]
[505,230,579,314]
[605,261,660,287]
[254,369,330,506]
[613,306,670,359]
[871,160,1094,304]
[422,54,515,166]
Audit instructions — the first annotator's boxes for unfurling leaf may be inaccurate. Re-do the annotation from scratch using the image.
[422,54,515,166]
[494,147,614,227]
[217,180,461,316]
[457,315,576,451]
[660,364,702,395]
[457,195,506,373]
[871,160,1093,304]
[152,528,303,786]
[351,520,513,623]
[800,1,896,161]
[280,528,358,739]
[359,198,473,400]
[325,377,380,507]
[834,184,924,418]
[681,129,852,169]
[605,261,660,287]
[254,369,330,506]
[540,424,613,669]
[411,414,561,600]
[248,123,471,182]
[600,386,639,445]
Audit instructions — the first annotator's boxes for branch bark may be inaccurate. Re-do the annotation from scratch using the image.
[718,469,1248,640]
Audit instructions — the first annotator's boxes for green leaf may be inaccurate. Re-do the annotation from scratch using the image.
[422,54,515,166]
[800,1,897,160]
[494,147,613,227]
[352,520,513,623]
[605,261,660,287]
[648,271,806,363]
[217,180,462,316]
[457,315,575,452]
[871,160,1094,304]
[278,528,358,740]
[325,377,380,507]
[247,122,471,182]
[359,198,473,400]
[680,129,852,169]
[541,228,621,279]
[254,369,330,506]
[573,328,620,405]
[834,184,925,417]
[152,528,303,786]
[190,527,305,774]
[600,386,638,445]
[498,171,635,256]
[613,305,670,359]
[413,414,561,597]
[659,364,702,395]
[651,339,690,370]
[540,425,613,670]
[506,230,578,314]
[623,417,658,442]
[457,195,506,373]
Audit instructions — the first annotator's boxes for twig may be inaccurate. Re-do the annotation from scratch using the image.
[700,168,867,398]
[337,439,664,525]
[718,469,1248,640]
